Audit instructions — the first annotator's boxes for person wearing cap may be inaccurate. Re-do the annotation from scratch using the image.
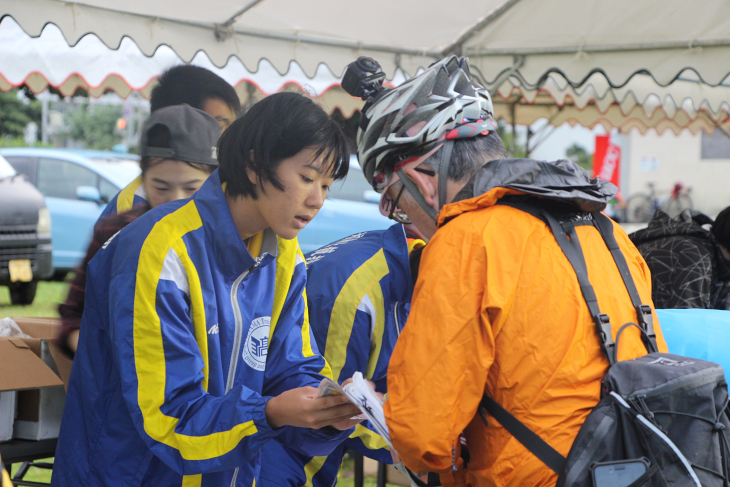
[345,56,668,486]
[52,92,361,487]
[97,64,241,222]
[58,105,221,357]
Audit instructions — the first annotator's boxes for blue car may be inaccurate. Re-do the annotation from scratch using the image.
[2,149,390,270]
[1,148,141,274]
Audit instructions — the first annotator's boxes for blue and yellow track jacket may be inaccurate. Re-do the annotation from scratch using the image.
[97,175,147,222]
[259,225,422,487]
[52,171,350,487]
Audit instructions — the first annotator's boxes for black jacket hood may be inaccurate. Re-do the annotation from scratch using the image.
[454,158,616,213]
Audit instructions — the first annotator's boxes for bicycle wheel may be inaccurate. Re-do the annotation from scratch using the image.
[661,194,693,218]
[624,194,654,223]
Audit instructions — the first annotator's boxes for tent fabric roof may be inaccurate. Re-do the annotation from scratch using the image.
[4,0,730,87]
[2,15,729,136]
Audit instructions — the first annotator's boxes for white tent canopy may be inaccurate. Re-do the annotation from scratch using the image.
[2,15,729,137]
[4,0,730,87]
[4,5,730,138]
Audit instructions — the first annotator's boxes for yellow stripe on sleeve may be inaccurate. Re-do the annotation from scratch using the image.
[133,200,258,461]
[270,238,302,342]
[324,250,389,382]
[364,284,386,380]
[171,239,209,392]
[181,475,202,487]
[300,285,334,379]
[350,424,390,451]
[303,456,328,487]
[116,175,143,213]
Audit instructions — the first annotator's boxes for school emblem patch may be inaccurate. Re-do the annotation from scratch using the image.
[242,316,270,371]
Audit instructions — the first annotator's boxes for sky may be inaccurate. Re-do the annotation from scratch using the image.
[528,121,608,161]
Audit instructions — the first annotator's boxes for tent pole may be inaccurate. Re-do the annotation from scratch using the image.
[510,101,517,156]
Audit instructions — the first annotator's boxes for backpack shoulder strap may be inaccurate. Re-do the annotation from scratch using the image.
[499,198,617,364]
[591,213,658,353]
[480,395,567,475]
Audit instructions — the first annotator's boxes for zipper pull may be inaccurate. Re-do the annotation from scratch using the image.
[247,257,262,275]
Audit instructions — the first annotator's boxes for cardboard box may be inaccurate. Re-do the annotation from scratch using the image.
[8,317,73,441]
[13,339,66,440]
[0,337,63,442]
[11,317,72,390]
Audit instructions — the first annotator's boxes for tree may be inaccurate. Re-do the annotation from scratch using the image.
[65,103,123,151]
[496,119,527,158]
[0,89,41,139]
[565,143,593,172]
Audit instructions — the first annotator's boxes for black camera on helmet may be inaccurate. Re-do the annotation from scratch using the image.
[342,57,386,100]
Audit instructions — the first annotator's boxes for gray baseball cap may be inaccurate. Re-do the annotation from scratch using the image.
[140,104,220,166]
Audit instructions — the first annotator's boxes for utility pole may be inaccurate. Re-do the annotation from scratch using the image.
[40,91,50,144]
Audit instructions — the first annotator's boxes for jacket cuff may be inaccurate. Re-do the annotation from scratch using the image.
[255,396,284,438]
[291,425,355,457]
[437,456,469,487]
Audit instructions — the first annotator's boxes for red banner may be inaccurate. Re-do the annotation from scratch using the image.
[593,135,621,194]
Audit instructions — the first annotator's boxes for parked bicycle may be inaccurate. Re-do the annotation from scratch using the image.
[623,182,693,223]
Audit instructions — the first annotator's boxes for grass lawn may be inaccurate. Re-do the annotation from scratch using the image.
[0,279,69,317]
[1,279,68,483]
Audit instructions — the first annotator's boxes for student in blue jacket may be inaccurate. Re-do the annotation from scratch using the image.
[99,64,241,220]
[52,92,362,487]
[259,224,426,487]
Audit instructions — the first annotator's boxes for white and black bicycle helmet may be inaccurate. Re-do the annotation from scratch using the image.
[344,55,496,221]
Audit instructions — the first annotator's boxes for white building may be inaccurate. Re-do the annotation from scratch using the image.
[619,130,730,218]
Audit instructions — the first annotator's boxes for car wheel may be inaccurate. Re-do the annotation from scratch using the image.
[9,281,38,306]
[53,270,69,281]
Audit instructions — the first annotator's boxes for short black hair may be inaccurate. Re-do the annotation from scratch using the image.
[421,131,508,182]
[150,65,241,114]
[712,206,730,249]
[218,92,350,199]
[140,124,216,175]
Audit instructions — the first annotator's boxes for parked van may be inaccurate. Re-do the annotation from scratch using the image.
[0,154,52,305]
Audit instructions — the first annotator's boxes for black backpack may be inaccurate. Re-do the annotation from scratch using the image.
[481,198,730,487]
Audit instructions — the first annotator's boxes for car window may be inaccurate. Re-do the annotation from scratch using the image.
[0,155,16,179]
[2,156,32,181]
[37,157,98,200]
[99,178,119,204]
[90,158,141,186]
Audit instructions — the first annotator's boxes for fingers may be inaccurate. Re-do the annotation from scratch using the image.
[266,385,365,430]
[308,401,362,429]
[315,394,354,409]
[331,417,365,431]
[312,402,361,421]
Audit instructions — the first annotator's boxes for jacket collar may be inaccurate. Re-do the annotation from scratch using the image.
[191,170,263,272]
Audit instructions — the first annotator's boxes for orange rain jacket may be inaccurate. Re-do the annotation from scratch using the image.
[384,159,668,487]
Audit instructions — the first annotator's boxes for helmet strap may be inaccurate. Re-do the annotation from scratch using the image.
[437,140,454,211]
[396,168,438,221]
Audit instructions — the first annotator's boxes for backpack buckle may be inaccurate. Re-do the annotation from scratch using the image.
[637,305,652,323]
[636,304,658,353]
[594,313,617,365]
